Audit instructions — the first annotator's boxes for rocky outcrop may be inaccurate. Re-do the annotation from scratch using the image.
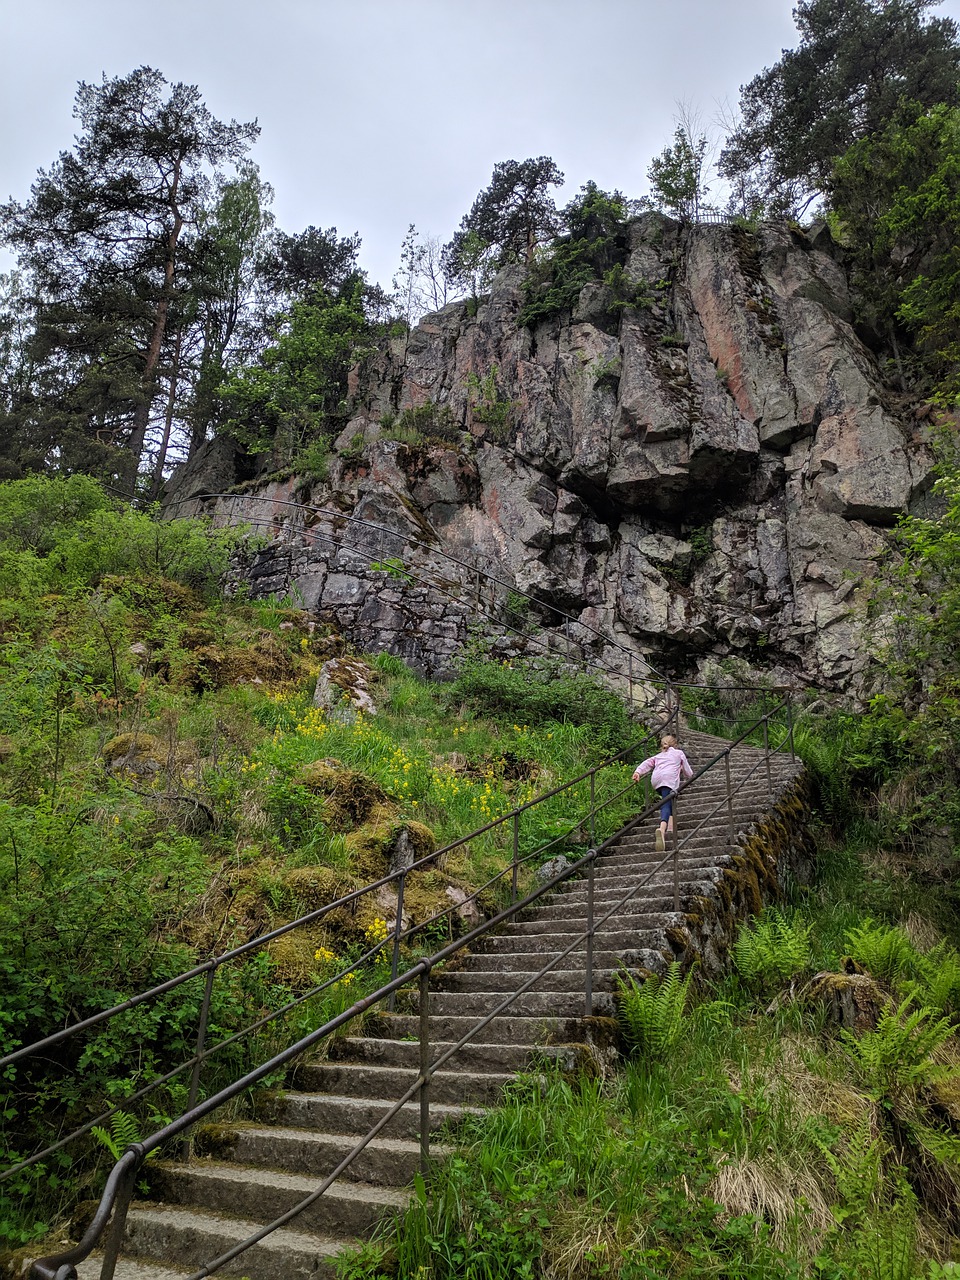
[166,216,934,691]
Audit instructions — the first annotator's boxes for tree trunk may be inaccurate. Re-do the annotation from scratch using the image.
[124,155,184,496]
[149,328,183,501]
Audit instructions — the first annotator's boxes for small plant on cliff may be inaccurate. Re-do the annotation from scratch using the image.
[465,368,514,444]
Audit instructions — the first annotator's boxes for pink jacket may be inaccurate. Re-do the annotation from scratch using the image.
[633,746,693,792]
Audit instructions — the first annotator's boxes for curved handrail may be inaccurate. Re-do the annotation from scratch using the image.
[1,721,665,1183]
[29,700,798,1280]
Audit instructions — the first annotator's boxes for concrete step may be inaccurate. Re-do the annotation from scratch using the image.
[371,1012,567,1044]
[521,888,715,923]
[497,910,685,937]
[440,967,632,995]
[278,1091,482,1139]
[479,920,684,951]
[155,1161,407,1236]
[460,946,666,975]
[332,1035,563,1074]
[76,1261,193,1280]
[424,988,617,1019]
[295,1059,515,1105]
[193,1123,444,1186]
[121,1204,345,1280]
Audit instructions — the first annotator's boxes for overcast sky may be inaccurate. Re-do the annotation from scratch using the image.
[4,0,960,292]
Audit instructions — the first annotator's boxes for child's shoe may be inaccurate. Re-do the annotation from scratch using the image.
[655,829,665,852]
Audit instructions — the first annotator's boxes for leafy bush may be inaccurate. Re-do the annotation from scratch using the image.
[617,962,694,1058]
[841,999,955,1105]
[732,909,812,993]
[449,655,633,754]
[845,920,917,986]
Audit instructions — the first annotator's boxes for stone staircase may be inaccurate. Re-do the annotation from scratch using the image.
[75,729,802,1279]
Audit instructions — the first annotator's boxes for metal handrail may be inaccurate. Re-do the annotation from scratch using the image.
[1,721,667,1183]
[29,699,798,1280]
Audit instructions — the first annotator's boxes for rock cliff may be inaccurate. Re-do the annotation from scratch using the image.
[167,216,933,690]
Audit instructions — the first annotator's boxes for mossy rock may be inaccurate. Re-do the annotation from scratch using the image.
[98,573,202,614]
[297,762,389,827]
[282,866,357,911]
[803,971,892,1034]
[193,1123,242,1157]
[927,1077,960,1130]
[181,632,296,691]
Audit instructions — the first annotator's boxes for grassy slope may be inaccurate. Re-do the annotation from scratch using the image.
[0,477,642,1253]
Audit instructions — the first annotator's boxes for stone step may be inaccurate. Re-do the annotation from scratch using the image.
[278,1092,482,1139]
[423,988,618,1019]
[295,1060,515,1105]
[371,1012,567,1045]
[544,876,717,909]
[497,910,684,937]
[523,888,715,923]
[480,920,684,951]
[460,946,666,975]
[193,1124,445,1186]
[76,1261,193,1279]
[332,1035,562,1074]
[121,1204,344,1280]
[154,1161,407,1236]
[440,966,634,995]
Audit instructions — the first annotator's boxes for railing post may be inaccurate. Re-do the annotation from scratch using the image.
[585,852,595,1017]
[628,651,634,708]
[588,769,596,847]
[387,873,406,1013]
[672,792,680,912]
[724,750,735,846]
[763,716,773,801]
[419,968,431,1175]
[565,616,572,664]
[97,1157,138,1280]
[511,811,520,904]
[182,964,215,1162]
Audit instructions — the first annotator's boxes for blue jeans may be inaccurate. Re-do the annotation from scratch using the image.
[657,786,674,822]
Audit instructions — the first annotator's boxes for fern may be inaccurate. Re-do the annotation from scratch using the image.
[910,940,960,1016]
[617,962,694,1058]
[845,920,918,987]
[91,1110,156,1162]
[817,1110,884,1222]
[731,909,811,992]
[841,998,955,1103]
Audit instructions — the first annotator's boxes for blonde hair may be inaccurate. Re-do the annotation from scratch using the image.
[660,734,678,749]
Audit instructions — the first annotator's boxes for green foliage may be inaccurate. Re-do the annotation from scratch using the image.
[369,557,414,584]
[382,401,461,446]
[845,919,917,986]
[338,432,366,467]
[720,0,960,214]
[449,653,633,753]
[290,435,330,482]
[617,962,695,1058]
[445,156,564,284]
[841,998,955,1104]
[732,909,812,993]
[518,182,633,329]
[465,368,514,443]
[221,281,371,464]
[647,126,711,221]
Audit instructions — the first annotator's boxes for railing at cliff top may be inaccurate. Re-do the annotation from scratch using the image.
[24,699,799,1280]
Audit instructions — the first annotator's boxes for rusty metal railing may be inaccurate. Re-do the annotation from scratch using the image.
[23,699,803,1280]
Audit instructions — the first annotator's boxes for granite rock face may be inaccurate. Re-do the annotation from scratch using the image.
[166,217,933,691]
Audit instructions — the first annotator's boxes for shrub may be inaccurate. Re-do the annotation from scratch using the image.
[449,654,633,753]
[732,909,812,994]
[617,962,695,1058]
